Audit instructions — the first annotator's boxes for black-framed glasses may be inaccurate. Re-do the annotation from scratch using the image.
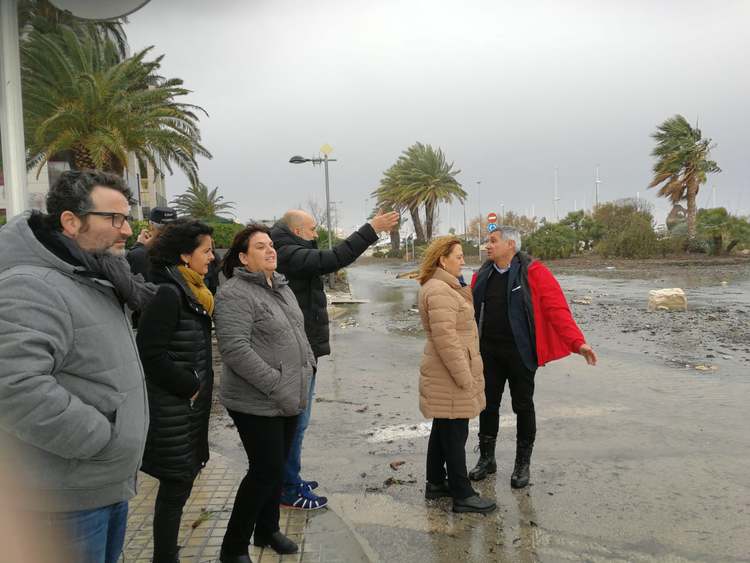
[83,211,133,228]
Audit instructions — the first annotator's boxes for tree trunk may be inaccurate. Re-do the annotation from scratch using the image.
[72,143,97,170]
[390,227,400,252]
[712,235,723,255]
[409,204,426,243]
[686,177,699,240]
[726,239,739,254]
[424,199,436,240]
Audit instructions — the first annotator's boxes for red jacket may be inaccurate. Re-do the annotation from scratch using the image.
[470,261,585,367]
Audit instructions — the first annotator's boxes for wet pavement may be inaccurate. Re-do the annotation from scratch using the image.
[121,452,371,562]
[210,260,750,562]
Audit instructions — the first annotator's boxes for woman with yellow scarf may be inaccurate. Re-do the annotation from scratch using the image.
[136,218,215,563]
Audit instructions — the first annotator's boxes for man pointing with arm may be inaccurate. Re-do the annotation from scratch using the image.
[270,209,399,509]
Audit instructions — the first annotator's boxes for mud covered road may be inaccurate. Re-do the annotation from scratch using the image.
[210,257,750,562]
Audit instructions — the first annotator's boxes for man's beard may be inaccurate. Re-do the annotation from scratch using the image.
[106,244,127,257]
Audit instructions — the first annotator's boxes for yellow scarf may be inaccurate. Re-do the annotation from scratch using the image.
[178,265,214,316]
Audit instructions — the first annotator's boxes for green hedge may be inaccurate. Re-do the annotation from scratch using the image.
[126,220,245,249]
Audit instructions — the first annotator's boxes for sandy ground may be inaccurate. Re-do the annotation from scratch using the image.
[209,257,750,562]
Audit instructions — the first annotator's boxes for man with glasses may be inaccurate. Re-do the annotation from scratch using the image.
[0,170,155,563]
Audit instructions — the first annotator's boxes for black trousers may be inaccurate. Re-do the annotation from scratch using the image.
[221,410,298,556]
[152,477,195,562]
[426,418,474,499]
[479,342,537,444]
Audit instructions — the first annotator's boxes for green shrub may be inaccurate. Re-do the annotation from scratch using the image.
[372,249,386,258]
[524,223,579,259]
[209,222,245,249]
[595,213,658,258]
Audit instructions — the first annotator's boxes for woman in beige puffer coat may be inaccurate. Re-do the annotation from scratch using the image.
[417,237,496,514]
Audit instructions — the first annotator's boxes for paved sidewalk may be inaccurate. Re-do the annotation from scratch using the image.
[121,453,371,563]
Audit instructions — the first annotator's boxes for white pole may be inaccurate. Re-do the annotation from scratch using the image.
[553,167,560,221]
[0,0,28,217]
[476,180,482,259]
[595,165,601,208]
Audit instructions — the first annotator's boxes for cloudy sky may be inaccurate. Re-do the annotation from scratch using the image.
[126,0,750,233]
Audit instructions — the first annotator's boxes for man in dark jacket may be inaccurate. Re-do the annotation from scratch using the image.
[126,206,177,280]
[270,208,399,509]
[468,226,597,489]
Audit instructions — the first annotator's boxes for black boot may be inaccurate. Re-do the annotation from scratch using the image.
[468,434,497,481]
[424,480,451,500]
[510,441,533,489]
[452,494,497,514]
[219,549,253,563]
[253,530,298,554]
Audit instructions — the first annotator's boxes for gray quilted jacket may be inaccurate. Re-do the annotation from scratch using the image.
[0,213,148,511]
[214,268,315,417]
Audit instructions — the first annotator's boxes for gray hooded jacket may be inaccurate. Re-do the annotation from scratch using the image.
[215,268,315,417]
[0,213,148,511]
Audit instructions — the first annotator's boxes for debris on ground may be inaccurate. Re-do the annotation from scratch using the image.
[389,460,406,470]
[191,509,222,529]
[383,476,416,487]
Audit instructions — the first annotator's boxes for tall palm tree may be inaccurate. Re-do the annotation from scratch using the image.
[648,115,720,239]
[171,182,235,220]
[370,178,404,252]
[19,0,129,58]
[395,143,465,240]
[381,162,426,243]
[21,26,211,183]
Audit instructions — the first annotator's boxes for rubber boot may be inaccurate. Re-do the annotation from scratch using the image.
[468,434,497,481]
[510,441,533,489]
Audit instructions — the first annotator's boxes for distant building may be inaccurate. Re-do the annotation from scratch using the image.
[0,153,165,221]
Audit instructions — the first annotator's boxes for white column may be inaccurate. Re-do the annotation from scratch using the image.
[0,0,28,217]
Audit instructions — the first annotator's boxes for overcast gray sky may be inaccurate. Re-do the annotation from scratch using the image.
[126,0,750,233]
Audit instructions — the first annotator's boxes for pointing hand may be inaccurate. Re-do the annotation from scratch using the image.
[369,211,400,233]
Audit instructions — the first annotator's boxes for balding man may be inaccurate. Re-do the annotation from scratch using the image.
[270,209,399,509]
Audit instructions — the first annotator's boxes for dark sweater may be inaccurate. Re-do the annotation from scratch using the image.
[480,268,515,348]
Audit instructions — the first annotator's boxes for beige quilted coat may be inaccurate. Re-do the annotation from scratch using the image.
[418,267,485,419]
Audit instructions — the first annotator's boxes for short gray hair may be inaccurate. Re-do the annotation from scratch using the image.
[494,225,522,250]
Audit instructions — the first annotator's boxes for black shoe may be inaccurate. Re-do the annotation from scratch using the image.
[253,530,298,554]
[219,549,253,563]
[510,441,534,489]
[424,480,451,500]
[452,494,497,514]
[468,434,497,481]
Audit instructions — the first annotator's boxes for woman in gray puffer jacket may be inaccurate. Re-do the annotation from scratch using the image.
[214,223,315,563]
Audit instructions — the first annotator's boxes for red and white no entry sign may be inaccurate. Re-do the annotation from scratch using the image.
[487,212,498,223]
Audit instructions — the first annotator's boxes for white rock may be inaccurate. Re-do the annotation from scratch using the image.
[648,288,687,312]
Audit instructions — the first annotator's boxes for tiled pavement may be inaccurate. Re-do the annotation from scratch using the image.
[120,453,357,563]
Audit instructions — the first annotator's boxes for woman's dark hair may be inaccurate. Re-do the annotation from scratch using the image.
[222,223,271,279]
[149,218,214,266]
[45,169,134,231]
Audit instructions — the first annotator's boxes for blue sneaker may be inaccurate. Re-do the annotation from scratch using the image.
[281,485,328,510]
[301,479,319,491]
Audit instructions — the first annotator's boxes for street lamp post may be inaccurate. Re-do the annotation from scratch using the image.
[476,180,482,260]
[289,152,338,288]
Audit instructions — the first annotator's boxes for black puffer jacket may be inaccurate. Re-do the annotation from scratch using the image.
[136,265,213,482]
[270,222,378,357]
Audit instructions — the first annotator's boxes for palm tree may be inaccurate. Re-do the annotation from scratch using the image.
[648,115,720,240]
[171,182,236,220]
[395,143,465,240]
[381,162,427,243]
[21,26,211,183]
[19,0,129,58]
[370,179,404,252]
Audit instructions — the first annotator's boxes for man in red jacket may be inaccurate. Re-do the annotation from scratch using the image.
[469,226,597,488]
